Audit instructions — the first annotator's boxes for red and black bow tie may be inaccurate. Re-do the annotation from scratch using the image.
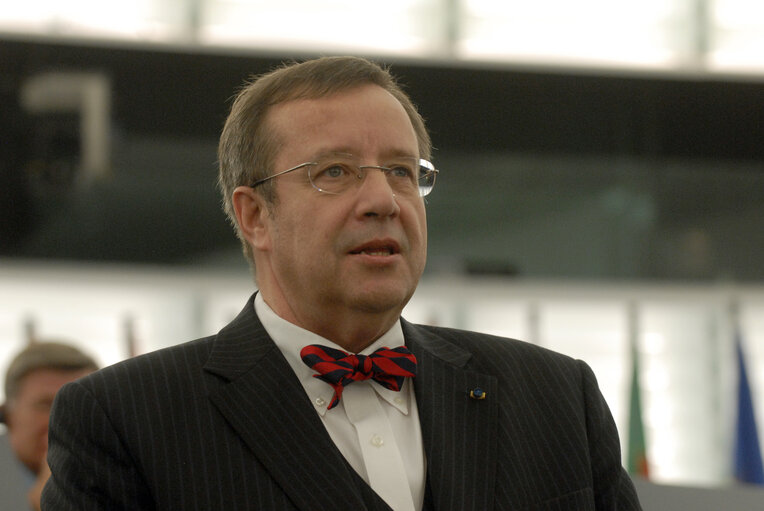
[300,344,417,410]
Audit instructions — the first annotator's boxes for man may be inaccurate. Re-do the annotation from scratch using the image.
[1,342,98,510]
[42,56,641,510]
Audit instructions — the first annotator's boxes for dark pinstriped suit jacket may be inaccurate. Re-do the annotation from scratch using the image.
[42,293,641,510]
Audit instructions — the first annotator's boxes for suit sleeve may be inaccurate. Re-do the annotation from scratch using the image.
[41,380,154,510]
[577,360,643,510]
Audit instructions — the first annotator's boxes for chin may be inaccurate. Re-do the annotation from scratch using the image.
[352,286,412,314]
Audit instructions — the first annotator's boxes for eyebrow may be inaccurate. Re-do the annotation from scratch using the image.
[312,150,355,160]
[312,150,418,161]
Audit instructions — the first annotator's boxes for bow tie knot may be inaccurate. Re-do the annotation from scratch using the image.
[300,344,417,410]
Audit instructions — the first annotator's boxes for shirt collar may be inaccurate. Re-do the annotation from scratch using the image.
[254,293,411,416]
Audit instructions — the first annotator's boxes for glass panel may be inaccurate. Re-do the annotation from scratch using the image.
[741,300,764,447]
[708,0,764,72]
[459,0,693,69]
[427,152,764,282]
[199,0,441,55]
[0,312,27,404]
[464,299,529,339]
[539,300,628,432]
[1,0,763,75]
[0,0,188,41]
[640,301,725,484]
[31,311,124,368]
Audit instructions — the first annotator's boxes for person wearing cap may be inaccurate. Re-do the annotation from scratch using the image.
[0,342,98,510]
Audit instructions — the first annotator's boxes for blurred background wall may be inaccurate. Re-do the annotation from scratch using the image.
[1,0,763,498]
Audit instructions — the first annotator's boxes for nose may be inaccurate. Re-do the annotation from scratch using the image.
[355,167,399,218]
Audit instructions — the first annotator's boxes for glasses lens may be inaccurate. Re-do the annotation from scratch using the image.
[309,159,357,194]
[418,159,437,197]
[308,155,437,197]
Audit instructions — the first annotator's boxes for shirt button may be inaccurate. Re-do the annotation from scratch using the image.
[315,397,326,407]
[370,434,384,447]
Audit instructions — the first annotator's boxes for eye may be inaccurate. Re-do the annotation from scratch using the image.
[325,165,345,178]
[388,164,415,180]
[314,162,351,180]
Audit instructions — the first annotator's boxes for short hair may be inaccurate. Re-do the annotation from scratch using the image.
[217,55,432,272]
[3,342,99,406]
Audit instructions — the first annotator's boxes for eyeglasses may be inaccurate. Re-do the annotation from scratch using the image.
[250,153,438,197]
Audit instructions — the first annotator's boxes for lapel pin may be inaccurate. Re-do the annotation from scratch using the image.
[469,388,486,400]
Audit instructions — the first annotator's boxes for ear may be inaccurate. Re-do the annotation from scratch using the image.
[232,186,272,251]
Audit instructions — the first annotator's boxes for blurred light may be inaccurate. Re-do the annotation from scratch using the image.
[0,0,185,41]
[199,0,440,55]
[0,0,763,75]
[708,0,764,72]
[643,332,667,355]
[649,436,679,466]
[459,0,687,68]
[644,364,671,391]
[646,392,675,428]
[465,301,527,339]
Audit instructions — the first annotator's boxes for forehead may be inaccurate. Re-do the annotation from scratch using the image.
[266,84,418,163]
[16,367,91,397]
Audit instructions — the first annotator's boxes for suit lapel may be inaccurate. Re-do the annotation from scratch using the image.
[204,295,390,511]
[403,320,498,511]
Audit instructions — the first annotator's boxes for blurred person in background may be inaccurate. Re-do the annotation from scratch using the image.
[42,56,641,510]
[0,342,98,510]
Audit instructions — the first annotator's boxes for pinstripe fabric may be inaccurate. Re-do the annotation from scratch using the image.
[42,294,640,510]
[403,320,642,511]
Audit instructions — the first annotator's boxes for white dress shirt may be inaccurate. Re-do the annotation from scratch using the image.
[255,294,425,511]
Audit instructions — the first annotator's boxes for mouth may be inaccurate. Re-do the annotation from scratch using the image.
[349,239,401,257]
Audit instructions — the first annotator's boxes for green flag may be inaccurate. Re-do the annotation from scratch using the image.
[627,339,649,477]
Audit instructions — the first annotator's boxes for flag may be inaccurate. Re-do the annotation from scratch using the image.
[627,339,649,478]
[733,333,764,485]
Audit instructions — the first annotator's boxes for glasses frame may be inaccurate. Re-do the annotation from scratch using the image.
[249,157,439,197]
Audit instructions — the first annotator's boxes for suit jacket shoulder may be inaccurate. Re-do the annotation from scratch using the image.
[42,295,392,511]
[402,320,642,511]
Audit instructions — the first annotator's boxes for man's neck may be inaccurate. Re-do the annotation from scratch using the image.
[311,317,398,353]
[258,292,400,353]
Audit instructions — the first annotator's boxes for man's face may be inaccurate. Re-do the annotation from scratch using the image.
[255,84,428,340]
[6,367,92,473]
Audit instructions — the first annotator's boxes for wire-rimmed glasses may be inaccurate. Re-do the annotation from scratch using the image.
[250,153,438,197]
